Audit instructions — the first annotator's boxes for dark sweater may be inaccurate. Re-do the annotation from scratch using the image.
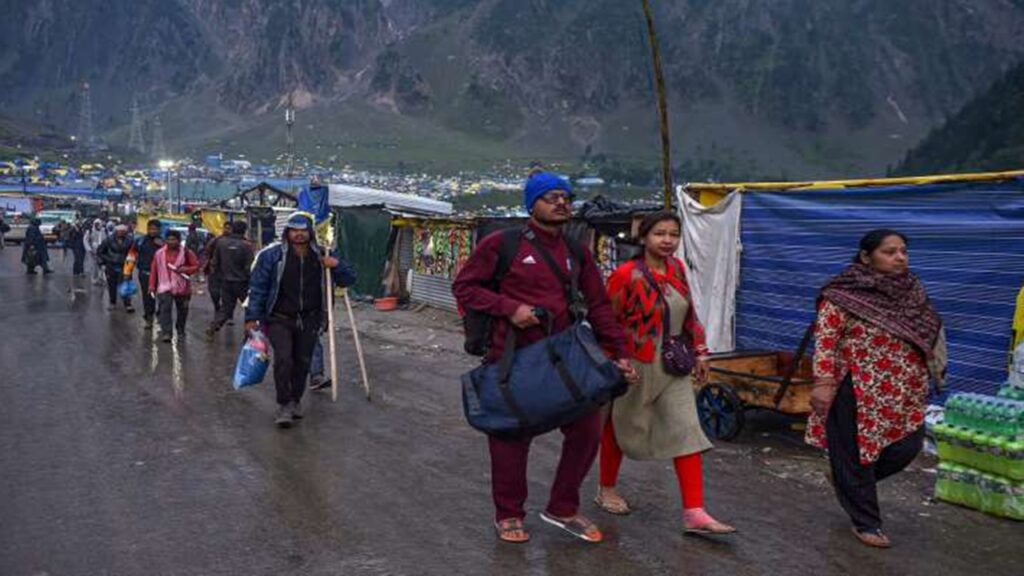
[272,248,323,317]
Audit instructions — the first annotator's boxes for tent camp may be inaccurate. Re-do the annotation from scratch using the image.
[326,184,453,299]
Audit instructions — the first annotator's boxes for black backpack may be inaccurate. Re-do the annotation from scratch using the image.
[463,227,586,356]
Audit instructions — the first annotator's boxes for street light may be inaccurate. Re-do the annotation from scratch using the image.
[158,160,174,213]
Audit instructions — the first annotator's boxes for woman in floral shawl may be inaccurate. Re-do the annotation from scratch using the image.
[808,229,946,548]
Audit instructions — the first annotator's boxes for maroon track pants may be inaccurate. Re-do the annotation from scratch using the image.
[488,409,602,522]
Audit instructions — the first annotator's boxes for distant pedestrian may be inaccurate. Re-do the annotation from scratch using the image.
[185,222,204,255]
[599,211,735,535]
[149,230,200,343]
[84,220,108,285]
[97,224,136,312]
[807,229,946,548]
[203,221,234,317]
[309,262,358,390]
[0,213,9,249]
[22,217,52,275]
[244,213,355,428]
[205,221,255,340]
[452,171,637,544]
[135,219,165,328]
[68,221,87,276]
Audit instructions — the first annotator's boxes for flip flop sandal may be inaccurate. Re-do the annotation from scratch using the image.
[684,521,737,535]
[851,527,891,549]
[594,494,632,516]
[539,512,604,543]
[494,518,530,544]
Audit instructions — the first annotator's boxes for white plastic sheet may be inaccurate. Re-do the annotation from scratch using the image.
[675,188,742,353]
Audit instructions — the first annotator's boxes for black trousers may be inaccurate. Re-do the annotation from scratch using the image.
[105,269,131,306]
[208,275,223,313]
[72,247,85,275]
[210,281,248,332]
[139,272,157,319]
[266,313,321,407]
[157,293,190,334]
[826,375,925,530]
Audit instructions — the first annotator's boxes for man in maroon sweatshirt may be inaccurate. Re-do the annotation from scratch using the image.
[453,171,639,545]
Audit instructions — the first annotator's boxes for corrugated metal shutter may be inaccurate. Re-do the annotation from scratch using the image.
[399,228,414,276]
[736,180,1024,399]
[410,272,457,312]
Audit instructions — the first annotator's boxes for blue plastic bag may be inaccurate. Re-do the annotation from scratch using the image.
[233,331,270,390]
[118,279,138,299]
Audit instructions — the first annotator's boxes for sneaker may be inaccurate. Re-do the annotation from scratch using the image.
[275,404,294,428]
[309,377,332,391]
[161,332,172,343]
[291,400,304,420]
[125,306,135,314]
[107,303,117,311]
[227,319,235,326]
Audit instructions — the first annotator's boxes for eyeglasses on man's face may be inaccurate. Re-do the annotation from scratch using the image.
[539,191,575,205]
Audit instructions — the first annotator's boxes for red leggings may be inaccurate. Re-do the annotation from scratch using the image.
[599,418,704,509]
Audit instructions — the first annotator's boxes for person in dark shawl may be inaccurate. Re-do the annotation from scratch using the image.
[807,229,946,549]
[21,217,51,274]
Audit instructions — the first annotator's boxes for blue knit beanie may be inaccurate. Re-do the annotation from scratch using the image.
[524,172,573,213]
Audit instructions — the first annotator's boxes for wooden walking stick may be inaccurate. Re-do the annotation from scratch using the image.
[343,288,371,400]
[326,268,340,402]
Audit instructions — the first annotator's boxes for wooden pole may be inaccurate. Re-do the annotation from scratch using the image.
[344,290,371,400]
[640,0,674,209]
[326,269,340,402]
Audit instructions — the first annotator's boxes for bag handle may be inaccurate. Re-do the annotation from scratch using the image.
[638,259,677,346]
[522,228,584,319]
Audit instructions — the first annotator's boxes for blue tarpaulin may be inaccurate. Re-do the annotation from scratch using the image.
[736,179,1024,399]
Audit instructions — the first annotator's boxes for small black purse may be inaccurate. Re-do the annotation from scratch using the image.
[640,261,696,377]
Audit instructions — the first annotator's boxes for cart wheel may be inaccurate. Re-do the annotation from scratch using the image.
[697,384,745,441]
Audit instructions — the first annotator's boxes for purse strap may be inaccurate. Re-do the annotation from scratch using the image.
[638,259,677,346]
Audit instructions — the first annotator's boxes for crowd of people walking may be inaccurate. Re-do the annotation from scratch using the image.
[7,171,945,551]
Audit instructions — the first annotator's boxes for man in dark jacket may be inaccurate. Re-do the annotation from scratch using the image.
[453,171,638,545]
[205,221,255,339]
[203,221,234,316]
[21,218,51,274]
[135,219,165,327]
[68,221,87,276]
[97,224,136,312]
[245,213,356,428]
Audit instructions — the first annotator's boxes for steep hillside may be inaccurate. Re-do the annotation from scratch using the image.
[896,61,1024,175]
[3,0,1024,177]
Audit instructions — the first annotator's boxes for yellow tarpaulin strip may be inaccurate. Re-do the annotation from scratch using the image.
[685,168,1024,194]
[1014,286,1024,350]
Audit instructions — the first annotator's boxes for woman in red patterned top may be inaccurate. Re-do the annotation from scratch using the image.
[808,229,946,548]
[597,211,735,535]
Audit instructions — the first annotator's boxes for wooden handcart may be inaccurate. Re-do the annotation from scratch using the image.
[694,346,814,440]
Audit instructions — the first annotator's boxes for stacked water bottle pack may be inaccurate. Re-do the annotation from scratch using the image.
[933,390,1024,520]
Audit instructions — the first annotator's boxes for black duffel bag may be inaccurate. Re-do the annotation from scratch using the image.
[461,312,627,440]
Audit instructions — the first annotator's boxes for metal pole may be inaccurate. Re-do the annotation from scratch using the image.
[640,0,674,209]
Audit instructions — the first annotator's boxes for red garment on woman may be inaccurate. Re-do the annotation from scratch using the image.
[605,258,709,362]
[600,419,704,509]
[806,299,929,464]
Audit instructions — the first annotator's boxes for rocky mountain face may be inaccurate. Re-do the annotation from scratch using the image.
[896,59,1024,175]
[3,0,1024,177]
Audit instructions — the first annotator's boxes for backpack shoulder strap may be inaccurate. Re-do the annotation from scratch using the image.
[493,227,523,285]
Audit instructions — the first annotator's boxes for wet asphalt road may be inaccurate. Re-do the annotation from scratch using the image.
[1,247,1021,576]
